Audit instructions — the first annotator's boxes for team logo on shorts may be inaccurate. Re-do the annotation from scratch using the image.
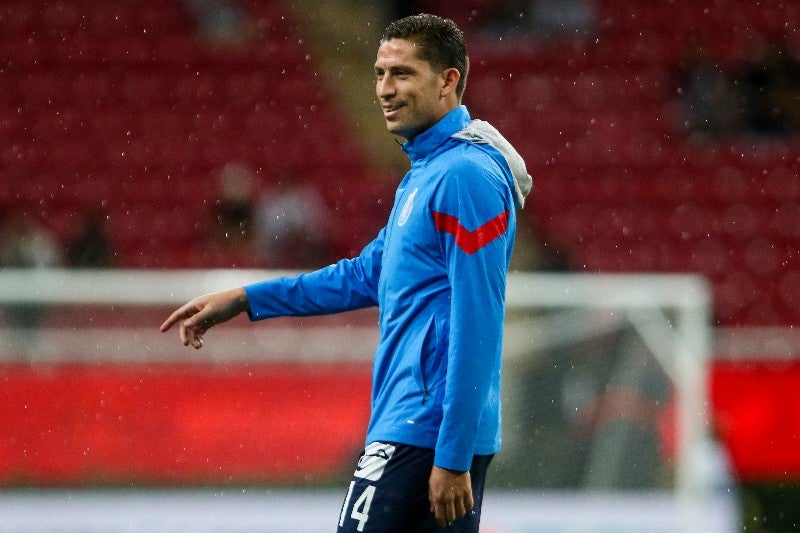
[354,442,396,481]
[397,188,418,227]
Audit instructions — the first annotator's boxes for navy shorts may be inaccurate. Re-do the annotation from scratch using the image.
[337,442,493,533]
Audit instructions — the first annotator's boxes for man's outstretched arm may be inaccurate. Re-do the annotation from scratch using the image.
[159,287,249,349]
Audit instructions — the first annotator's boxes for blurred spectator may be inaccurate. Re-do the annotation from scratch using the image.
[0,209,62,355]
[65,209,114,268]
[737,43,800,136]
[385,0,419,22]
[676,41,800,141]
[676,43,742,141]
[510,217,570,272]
[201,162,259,266]
[0,210,61,270]
[254,169,331,269]
[528,0,597,39]
[183,0,253,43]
[215,162,256,242]
[481,0,531,39]
[481,0,597,41]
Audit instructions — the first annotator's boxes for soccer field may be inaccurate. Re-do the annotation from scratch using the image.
[0,488,738,532]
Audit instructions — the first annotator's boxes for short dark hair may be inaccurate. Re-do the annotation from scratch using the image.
[381,13,469,100]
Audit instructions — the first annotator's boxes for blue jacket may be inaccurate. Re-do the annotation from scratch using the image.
[244,106,531,471]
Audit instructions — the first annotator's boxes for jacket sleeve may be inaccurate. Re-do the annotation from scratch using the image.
[244,228,383,320]
[431,158,511,471]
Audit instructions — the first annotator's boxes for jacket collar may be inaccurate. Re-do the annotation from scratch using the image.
[401,105,471,163]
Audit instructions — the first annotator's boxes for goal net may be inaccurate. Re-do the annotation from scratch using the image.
[0,269,730,532]
[497,272,728,532]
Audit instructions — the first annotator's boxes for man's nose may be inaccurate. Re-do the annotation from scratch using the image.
[377,76,395,98]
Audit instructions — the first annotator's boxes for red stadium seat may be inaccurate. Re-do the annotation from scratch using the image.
[121,72,168,108]
[223,71,272,107]
[771,203,800,241]
[70,72,117,107]
[85,3,135,36]
[720,203,769,242]
[777,271,800,324]
[16,72,71,105]
[0,2,35,34]
[173,72,222,104]
[90,110,136,141]
[49,138,97,172]
[690,237,735,278]
[40,1,84,34]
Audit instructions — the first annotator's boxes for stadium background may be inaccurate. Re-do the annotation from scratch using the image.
[0,0,799,530]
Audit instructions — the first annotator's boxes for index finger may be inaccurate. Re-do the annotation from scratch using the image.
[160,304,196,333]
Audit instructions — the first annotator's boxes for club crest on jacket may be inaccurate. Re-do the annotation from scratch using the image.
[397,187,418,227]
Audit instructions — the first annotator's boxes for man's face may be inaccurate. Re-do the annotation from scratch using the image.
[374,38,448,140]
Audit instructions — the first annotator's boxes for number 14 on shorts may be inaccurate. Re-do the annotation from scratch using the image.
[339,442,396,532]
[339,482,376,532]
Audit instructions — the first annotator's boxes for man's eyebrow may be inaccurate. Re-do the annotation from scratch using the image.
[382,65,416,74]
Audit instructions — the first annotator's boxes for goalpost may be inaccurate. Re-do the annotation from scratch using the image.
[501,272,714,532]
[0,268,718,532]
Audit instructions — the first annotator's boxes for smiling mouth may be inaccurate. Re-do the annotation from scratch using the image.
[383,103,404,117]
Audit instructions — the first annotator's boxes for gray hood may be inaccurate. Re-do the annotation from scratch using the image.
[452,119,533,209]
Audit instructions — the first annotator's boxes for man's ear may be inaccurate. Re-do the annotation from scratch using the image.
[440,67,461,98]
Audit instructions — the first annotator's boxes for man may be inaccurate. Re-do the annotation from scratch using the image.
[161,13,531,531]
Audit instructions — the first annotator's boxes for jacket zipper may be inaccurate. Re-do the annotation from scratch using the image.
[420,352,430,405]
